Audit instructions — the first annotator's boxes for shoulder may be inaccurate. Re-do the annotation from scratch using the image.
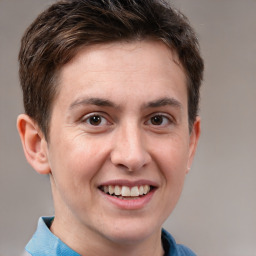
[162,229,197,256]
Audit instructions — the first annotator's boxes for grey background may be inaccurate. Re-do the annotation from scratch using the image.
[0,0,255,255]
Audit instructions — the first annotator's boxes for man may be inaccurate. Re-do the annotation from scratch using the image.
[17,0,204,255]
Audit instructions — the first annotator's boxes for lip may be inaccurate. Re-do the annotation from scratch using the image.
[99,188,156,210]
[99,179,159,187]
[98,179,158,210]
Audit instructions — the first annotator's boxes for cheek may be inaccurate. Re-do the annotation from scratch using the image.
[152,135,190,193]
[48,137,108,211]
[154,135,190,170]
[151,140,189,221]
[48,135,109,185]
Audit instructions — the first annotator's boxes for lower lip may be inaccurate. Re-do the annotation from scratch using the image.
[99,189,156,210]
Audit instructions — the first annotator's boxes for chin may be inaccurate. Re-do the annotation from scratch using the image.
[101,219,161,245]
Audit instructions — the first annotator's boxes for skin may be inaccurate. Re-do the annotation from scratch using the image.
[17,40,200,256]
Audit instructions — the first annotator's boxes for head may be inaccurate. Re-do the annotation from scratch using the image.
[17,0,204,252]
[19,0,203,141]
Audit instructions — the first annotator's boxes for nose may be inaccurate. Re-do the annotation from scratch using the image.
[110,123,151,172]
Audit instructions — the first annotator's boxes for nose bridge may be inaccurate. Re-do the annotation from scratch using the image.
[111,121,150,171]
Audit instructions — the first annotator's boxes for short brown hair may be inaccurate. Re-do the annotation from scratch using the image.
[19,0,204,139]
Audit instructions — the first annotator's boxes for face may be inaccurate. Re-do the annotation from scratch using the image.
[44,41,199,247]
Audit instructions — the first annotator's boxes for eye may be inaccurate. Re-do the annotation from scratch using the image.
[88,115,103,126]
[150,115,165,125]
[83,114,109,126]
[146,114,172,126]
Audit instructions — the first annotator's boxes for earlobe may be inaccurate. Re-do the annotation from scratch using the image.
[187,117,201,173]
[17,114,51,174]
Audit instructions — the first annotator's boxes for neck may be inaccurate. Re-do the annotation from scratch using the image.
[50,216,164,256]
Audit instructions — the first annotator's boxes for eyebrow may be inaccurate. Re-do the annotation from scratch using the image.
[69,96,182,111]
[69,97,118,110]
[144,97,182,109]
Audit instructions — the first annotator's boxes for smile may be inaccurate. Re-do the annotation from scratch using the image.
[99,185,153,199]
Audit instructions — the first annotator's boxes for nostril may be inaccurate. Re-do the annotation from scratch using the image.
[117,163,128,170]
[112,156,149,172]
[111,152,151,172]
[114,163,140,172]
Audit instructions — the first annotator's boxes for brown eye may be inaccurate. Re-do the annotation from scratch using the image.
[151,115,164,125]
[88,115,103,126]
[146,114,171,127]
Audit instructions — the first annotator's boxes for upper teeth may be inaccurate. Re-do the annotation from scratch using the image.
[102,185,151,197]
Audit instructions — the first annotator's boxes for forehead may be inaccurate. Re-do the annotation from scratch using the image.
[54,40,187,108]
[65,40,184,75]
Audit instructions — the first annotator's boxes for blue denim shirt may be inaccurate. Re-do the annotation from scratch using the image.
[25,217,196,256]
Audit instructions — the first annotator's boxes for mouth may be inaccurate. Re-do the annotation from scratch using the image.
[98,185,155,200]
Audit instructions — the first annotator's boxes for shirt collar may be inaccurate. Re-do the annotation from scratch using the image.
[25,216,80,256]
[25,217,194,256]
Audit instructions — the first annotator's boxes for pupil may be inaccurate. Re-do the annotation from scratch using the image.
[90,116,101,125]
[151,115,163,125]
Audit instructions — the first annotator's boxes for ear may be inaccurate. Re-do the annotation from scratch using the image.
[17,114,51,174]
[187,116,201,173]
